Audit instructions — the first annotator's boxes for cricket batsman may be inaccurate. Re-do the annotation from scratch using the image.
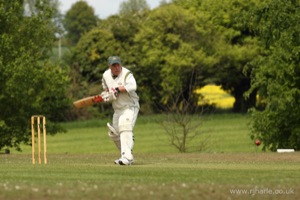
[101,56,139,165]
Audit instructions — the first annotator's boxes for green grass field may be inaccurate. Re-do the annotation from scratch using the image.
[1,114,299,200]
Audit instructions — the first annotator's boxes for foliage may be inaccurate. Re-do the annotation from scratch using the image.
[134,4,209,112]
[174,0,263,112]
[0,0,70,151]
[72,29,120,82]
[63,1,98,45]
[248,0,300,151]
[71,7,149,82]
[196,85,235,109]
[119,0,150,16]
[132,0,264,113]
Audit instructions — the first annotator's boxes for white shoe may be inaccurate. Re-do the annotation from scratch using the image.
[119,157,133,165]
[114,158,133,165]
[114,159,121,165]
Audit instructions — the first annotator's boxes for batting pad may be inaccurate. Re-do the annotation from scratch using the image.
[118,109,134,132]
[107,123,118,135]
[120,131,134,161]
[108,132,121,151]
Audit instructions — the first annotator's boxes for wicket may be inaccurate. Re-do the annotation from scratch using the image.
[31,115,47,164]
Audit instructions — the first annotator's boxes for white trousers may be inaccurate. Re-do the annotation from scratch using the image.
[112,106,139,160]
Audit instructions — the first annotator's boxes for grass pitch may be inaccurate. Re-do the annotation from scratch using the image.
[1,153,299,200]
[0,114,299,200]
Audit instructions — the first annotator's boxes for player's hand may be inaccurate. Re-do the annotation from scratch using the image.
[112,87,120,97]
[101,91,117,102]
[101,91,110,102]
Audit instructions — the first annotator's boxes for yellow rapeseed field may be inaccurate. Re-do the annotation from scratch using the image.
[196,84,235,109]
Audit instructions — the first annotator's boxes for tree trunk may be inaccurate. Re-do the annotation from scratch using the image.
[233,88,257,113]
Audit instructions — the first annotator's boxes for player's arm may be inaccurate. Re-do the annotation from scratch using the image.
[120,73,137,93]
[102,76,109,92]
[114,86,126,93]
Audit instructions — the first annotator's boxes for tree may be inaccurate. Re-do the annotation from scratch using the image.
[72,28,121,83]
[0,0,70,151]
[174,0,262,112]
[134,4,210,112]
[119,0,149,16]
[63,1,98,45]
[161,78,208,152]
[248,0,300,151]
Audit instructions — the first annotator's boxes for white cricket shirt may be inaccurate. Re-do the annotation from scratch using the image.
[102,67,139,110]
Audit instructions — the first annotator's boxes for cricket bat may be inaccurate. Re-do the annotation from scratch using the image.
[73,95,103,108]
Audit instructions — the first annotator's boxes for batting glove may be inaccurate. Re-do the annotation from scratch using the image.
[101,91,117,102]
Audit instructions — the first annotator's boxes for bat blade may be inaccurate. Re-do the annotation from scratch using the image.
[73,96,95,108]
[73,94,105,109]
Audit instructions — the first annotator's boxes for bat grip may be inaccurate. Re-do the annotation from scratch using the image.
[93,95,103,103]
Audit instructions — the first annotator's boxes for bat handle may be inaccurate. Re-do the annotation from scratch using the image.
[93,95,103,103]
